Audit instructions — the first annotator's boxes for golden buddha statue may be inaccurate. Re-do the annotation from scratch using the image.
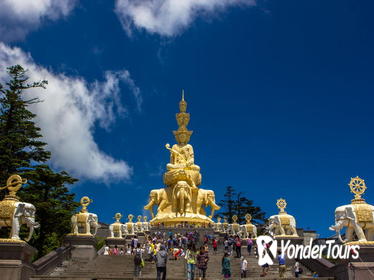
[164,92,202,188]
[144,91,220,226]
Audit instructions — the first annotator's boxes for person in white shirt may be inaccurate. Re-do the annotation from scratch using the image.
[103,246,110,255]
[240,256,248,278]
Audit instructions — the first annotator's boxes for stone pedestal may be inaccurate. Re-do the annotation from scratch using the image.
[63,235,97,261]
[0,242,37,280]
[105,238,127,248]
[352,244,374,262]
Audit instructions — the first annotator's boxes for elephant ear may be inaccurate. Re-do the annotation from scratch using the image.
[274,215,281,224]
[14,203,25,217]
[346,207,355,220]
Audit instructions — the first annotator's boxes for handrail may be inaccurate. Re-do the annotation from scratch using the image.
[32,246,72,275]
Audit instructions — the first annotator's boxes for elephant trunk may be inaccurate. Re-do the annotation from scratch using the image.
[25,225,34,242]
[24,217,39,242]
[329,219,346,243]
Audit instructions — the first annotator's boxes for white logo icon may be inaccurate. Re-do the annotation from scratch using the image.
[256,235,277,266]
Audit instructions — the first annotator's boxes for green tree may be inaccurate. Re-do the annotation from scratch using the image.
[216,186,266,225]
[0,65,79,258]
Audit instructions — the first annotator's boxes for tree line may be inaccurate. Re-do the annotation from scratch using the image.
[215,185,266,225]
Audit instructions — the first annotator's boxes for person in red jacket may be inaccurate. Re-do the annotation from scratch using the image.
[212,238,218,254]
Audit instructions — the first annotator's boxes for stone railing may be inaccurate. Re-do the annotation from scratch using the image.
[33,246,71,275]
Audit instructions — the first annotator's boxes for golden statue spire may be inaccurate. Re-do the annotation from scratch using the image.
[173,90,192,145]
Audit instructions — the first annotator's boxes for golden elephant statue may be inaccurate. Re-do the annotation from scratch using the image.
[144,188,170,218]
[196,189,220,218]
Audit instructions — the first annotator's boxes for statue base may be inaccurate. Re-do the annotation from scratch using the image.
[0,241,37,280]
[150,213,213,227]
[105,238,127,248]
[63,235,97,261]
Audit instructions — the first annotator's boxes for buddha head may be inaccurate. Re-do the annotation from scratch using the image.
[174,131,192,145]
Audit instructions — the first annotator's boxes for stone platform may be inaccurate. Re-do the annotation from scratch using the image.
[63,235,96,261]
[0,241,37,280]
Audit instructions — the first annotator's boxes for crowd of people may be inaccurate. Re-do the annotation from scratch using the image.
[102,232,312,279]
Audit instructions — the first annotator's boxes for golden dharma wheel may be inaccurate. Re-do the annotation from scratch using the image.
[277,198,287,211]
[349,176,367,197]
[245,213,252,222]
[128,214,134,222]
[114,213,122,221]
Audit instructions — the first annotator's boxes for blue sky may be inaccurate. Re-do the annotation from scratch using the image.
[0,0,373,237]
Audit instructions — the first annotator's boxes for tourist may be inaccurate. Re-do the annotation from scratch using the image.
[235,236,242,258]
[240,256,248,278]
[119,248,124,256]
[246,238,253,255]
[212,238,218,254]
[173,247,183,260]
[113,245,119,256]
[156,245,168,280]
[133,236,139,250]
[103,245,109,255]
[131,237,135,251]
[277,250,286,278]
[260,263,269,277]
[126,244,132,255]
[312,271,319,278]
[133,243,144,278]
[185,243,197,280]
[221,252,231,279]
[294,261,302,277]
[224,239,229,253]
[196,246,209,280]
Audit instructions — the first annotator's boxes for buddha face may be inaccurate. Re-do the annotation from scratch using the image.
[176,132,189,145]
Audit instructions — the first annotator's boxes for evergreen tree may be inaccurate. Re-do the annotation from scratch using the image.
[216,186,266,225]
[0,65,79,258]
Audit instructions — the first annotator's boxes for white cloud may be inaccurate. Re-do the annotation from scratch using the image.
[0,0,77,41]
[115,0,256,36]
[0,43,140,182]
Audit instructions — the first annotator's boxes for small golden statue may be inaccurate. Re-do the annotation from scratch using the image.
[126,214,135,235]
[330,176,374,244]
[144,91,220,226]
[240,214,257,238]
[267,198,298,237]
[108,213,126,238]
[70,196,99,236]
[0,175,39,242]
[231,215,240,235]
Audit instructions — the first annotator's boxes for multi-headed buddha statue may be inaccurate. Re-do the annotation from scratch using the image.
[163,93,201,188]
[144,92,220,226]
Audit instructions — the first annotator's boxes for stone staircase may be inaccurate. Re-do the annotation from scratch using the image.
[30,245,335,280]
